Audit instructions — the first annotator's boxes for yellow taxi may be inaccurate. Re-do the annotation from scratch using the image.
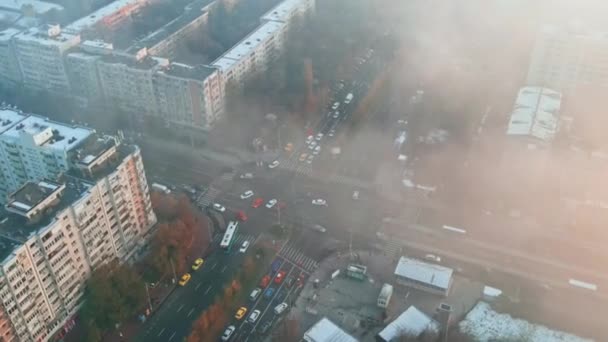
[234,307,247,320]
[178,273,191,286]
[192,258,204,271]
[299,153,308,162]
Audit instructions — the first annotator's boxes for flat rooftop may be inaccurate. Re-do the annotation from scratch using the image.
[394,256,453,291]
[0,0,63,15]
[6,180,62,214]
[13,26,79,46]
[507,86,562,142]
[74,135,117,166]
[159,62,217,81]
[68,142,137,182]
[261,0,309,23]
[64,0,144,34]
[211,20,285,71]
[377,306,438,341]
[0,177,91,264]
[0,27,23,42]
[2,115,93,151]
[303,317,358,342]
[0,107,27,134]
[98,53,162,70]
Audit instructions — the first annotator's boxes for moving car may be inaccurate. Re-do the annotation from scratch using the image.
[307,154,314,164]
[268,160,280,169]
[313,146,321,155]
[249,288,262,301]
[328,129,335,137]
[248,310,261,323]
[344,93,354,104]
[425,254,441,263]
[178,273,191,286]
[252,197,264,208]
[274,270,286,284]
[312,199,327,206]
[312,224,327,233]
[315,133,323,141]
[191,258,204,271]
[274,303,289,315]
[299,153,308,162]
[235,307,247,320]
[260,275,271,288]
[264,287,275,299]
[236,210,248,222]
[306,135,314,143]
[221,326,236,341]
[212,203,226,212]
[239,241,250,253]
[241,190,254,199]
[331,102,340,110]
[352,191,359,200]
[266,199,277,209]
[333,111,340,119]
[239,173,253,179]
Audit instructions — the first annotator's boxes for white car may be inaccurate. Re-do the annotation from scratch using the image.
[315,133,323,141]
[313,146,321,155]
[328,130,335,137]
[425,254,441,263]
[352,191,359,200]
[312,199,327,206]
[240,190,254,199]
[239,173,253,179]
[308,140,317,147]
[306,155,314,164]
[333,111,340,119]
[331,102,340,110]
[212,203,226,212]
[239,241,250,253]
[306,135,314,143]
[248,310,261,323]
[266,199,277,208]
[274,302,289,315]
[268,160,280,169]
[312,224,327,233]
[221,326,236,341]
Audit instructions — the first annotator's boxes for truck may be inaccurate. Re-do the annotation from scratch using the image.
[377,283,393,309]
[151,183,171,194]
[344,93,354,104]
[259,275,271,288]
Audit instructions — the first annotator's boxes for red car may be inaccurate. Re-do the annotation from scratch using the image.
[274,270,286,284]
[260,275,271,288]
[252,198,264,208]
[236,211,247,222]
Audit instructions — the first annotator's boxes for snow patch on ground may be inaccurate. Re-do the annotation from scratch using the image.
[459,302,593,342]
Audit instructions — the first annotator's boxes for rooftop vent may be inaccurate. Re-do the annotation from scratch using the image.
[16,123,24,130]
[68,137,77,144]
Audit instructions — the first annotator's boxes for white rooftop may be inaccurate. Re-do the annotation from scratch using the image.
[0,108,27,134]
[2,115,93,151]
[65,0,143,34]
[507,86,561,142]
[14,26,79,46]
[0,0,63,14]
[303,317,358,342]
[394,256,453,291]
[0,27,22,42]
[211,20,285,72]
[377,306,439,341]
[261,0,310,23]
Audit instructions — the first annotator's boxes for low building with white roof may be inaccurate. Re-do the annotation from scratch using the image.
[0,0,63,15]
[260,0,315,23]
[376,306,439,342]
[507,86,562,145]
[394,256,454,296]
[303,317,358,342]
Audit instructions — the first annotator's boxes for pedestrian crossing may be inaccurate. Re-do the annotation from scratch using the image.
[279,242,319,272]
[197,187,222,208]
[383,239,403,257]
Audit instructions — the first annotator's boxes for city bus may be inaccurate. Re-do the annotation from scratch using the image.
[220,221,239,253]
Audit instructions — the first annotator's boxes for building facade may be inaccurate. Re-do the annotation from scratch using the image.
[0,137,155,342]
[0,28,23,89]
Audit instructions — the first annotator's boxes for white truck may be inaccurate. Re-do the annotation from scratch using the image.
[151,183,171,194]
[377,283,393,309]
[344,93,354,104]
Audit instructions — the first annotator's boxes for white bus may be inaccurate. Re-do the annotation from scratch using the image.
[568,279,597,291]
[151,183,171,194]
[220,221,239,252]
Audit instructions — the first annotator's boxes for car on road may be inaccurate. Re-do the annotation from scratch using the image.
[239,173,254,179]
[306,135,314,142]
[333,111,340,119]
[286,276,295,288]
[425,254,441,263]
[248,310,261,323]
[191,258,204,271]
[308,140,317,148]
[328,129,335,137]
[212,203,226,212]
[235,307,247,320]
[274,303,289,315]
[260,275,271,288]
[315,133,323,141]
[178,273,191,286]
[352,191,359,200]
[331,102,340,110]
[284,142,293,153]
[249,288,262,301]
[268,160,280,169]
[274,270,286,284]
[259,321,272,334]
[313,146,321,155]
[264,287,275,299]
[252,197,264,208]
[312,199,327,206]
[299,153,308,162]
[266,199,277,208]
[312,224,327,233]
[221,326,236,341]
[241,190,254,199]
[271,259,282,274]
[239,241,250,253]
[344,93,354,104]
[236,210,248,222]
[307,154,314,164]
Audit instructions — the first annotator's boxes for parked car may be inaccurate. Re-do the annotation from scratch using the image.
[252,197,264,208]
[312,199,327,206]
[312,224,327,233]
[239,241,250,253]
[274,303,289,315]
[425,254,441,263]
[249,288,262,301]
[274,270,286,284]
[266,199,277,208]
[248,310,261,323]
[221,326,235,341]
[212,203,226,212]
[191,258,204,271]
[241,190,254,199]
[235,307,247,320]
[178,273,191,286]
[331,102,340,110]
[264,287,275,299]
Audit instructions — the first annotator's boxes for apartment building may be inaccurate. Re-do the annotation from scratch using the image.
[96,50,169,117]
[0,108,95,202]
[212,20,286,85]
[63,0,148,35]
[0,28,23,89]
[12,25,81,94]
[0,137,155,342]
[260,0,315,24]
[154,63,223,130]
[527,25,608,93]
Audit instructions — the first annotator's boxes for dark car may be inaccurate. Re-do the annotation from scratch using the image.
[258,321,272,334]
[286,276,295,288]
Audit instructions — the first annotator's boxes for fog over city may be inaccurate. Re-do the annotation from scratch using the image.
[0,0,606,341]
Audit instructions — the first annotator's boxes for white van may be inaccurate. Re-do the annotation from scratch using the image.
[249,288,262,301]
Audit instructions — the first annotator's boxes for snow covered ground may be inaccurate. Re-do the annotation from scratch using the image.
[459,302,593,342]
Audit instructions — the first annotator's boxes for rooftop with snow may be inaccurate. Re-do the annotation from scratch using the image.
[507,86,562,143]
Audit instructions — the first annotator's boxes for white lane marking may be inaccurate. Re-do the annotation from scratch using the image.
[195,282,203,291]
[177,304,184,312]
[187,308,195,317]
[211,262,217,270]
[168,332,176,341]
[205,285,212,295]
[221,265,227,273]
[157,328,165,337]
